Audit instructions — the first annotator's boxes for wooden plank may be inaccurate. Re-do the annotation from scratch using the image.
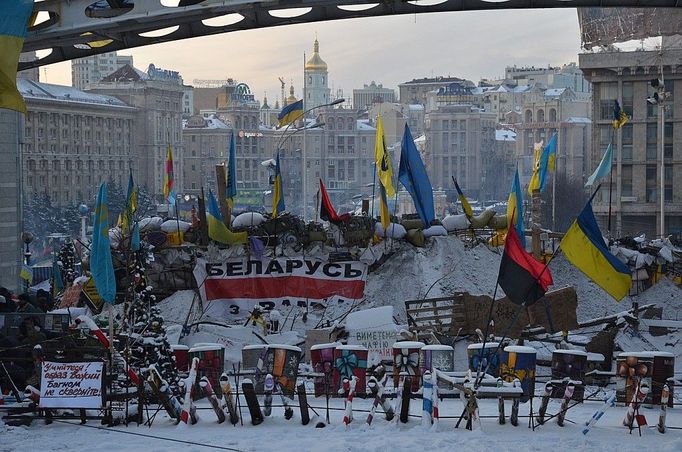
[406,306,455,314]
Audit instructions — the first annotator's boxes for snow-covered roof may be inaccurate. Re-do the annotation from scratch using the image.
[495,129,516,141]
[356,119,376,131]
[182,115,229,129]
[512,85,532,93]
[566,117,591,124]
[544,88,567,97]
[414,134,426,143]
[408,104,424,111]
[18,79,130,107]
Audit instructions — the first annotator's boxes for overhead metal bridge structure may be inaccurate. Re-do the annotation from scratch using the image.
[21,0,682,71]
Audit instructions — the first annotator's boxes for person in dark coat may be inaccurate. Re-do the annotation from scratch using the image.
[16,293,43,314]
[0,287,16,312]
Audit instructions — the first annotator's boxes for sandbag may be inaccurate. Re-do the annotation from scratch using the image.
[406,229,425,247]
[423,225,447,238]
[488,214,508,230]
[374,222,407,239]
[161,219,191,233]
[401,219,424,230]
[233,212,265,228]
[441,214,470,232]
[469,208,495,228]
[139,216,163,231]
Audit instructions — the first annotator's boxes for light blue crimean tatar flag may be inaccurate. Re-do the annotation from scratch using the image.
[585,144,613,188]
[398,124,435,227]
[91,182,116,304]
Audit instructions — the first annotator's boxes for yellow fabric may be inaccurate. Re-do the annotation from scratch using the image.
[561,221,631,301]
[379,186,391,232]
[374,116,395,197]
[208,214,247,245]
[527,141,544,195]
[0,36,27,114]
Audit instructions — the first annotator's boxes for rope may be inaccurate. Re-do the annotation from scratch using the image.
[52,419,244,451]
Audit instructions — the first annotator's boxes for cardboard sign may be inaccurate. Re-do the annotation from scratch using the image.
[40,361,104,409]
[348,329,397,366]
[82,279,104,314]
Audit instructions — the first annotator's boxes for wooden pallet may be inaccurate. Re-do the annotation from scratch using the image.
[404,294,468,342]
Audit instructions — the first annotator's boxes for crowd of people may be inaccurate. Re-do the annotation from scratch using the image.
[0,287,56,396]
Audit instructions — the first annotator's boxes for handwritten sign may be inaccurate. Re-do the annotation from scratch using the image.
[349,329,397,366]
[40,361,104,409]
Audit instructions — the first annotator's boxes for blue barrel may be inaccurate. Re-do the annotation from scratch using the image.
[501,346,537,402]
[467,342,501,378]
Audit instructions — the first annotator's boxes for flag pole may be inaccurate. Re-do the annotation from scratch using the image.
[370,162,377,220]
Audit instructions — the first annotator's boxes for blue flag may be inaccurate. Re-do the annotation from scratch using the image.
[585,144,613,187]
[227,132,237,208]
[91,182,116,304]
[131,222,141,251]
[507,168,525,249]
[398,124,435,226]
[272,151,286,217]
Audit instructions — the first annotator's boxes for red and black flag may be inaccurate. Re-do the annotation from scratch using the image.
[319,179,350,224]
[497,225,553,306]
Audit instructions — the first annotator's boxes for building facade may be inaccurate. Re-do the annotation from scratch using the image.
[71,51,134,90]
[0,109,22,291]
[353,81,396,110]
[580,47,682,237]
[399,76,475,107]
[89,64,185,200]
[19,79,137,205]
[182,115,232,195]
[424,105,497,199]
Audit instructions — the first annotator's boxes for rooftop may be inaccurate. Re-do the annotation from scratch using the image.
[18,79,130,107]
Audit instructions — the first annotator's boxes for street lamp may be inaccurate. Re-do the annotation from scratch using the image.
[21,231,34,266]
[274,98,344,220]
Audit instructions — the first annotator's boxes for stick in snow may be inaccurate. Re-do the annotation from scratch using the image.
[658,384,669,434]
[536,382,552,425]
[342,376,357,427]
[582,391,616,435]
[557,380,574,427]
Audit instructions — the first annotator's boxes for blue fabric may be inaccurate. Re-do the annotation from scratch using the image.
[91,182,116,303]
[576,199,630,275]
[537,133,557,192]
[0,0,34,38]
[227,132,237,201]
[510,168,525,248]
[398,124,435,226]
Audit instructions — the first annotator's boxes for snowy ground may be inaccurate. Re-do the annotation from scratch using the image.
[3,393,682,452]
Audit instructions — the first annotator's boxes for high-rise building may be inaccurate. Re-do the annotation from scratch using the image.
[19,79,137,205]
[304,39,331,112]
[580,45,682,237]
[353,81,396,110]
[0,109,22,291]
[71,51,134,90]
[399,76,475,107]
[89,64,185,200]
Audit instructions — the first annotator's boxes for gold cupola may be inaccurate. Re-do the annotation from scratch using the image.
[304,39,327,71]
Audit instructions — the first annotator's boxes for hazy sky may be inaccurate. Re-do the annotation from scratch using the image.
[42,8,582,103]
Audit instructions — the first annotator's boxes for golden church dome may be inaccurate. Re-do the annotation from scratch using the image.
[285,84,298,106]
[304,39,327,71]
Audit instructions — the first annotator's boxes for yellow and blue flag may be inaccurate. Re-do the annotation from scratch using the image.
[612,100,629,129]
[585,144,613,188]
[20,263,33,284]
[277,99,303,128]
[453,178,473,218]
[163,145,176,205]
[507,168,525,249]
[207,189,247,244]
[560,192,631,301]
[0,0,34,114]
[374,115,395,198]
[272,151,285,217]
[226,132,237,209]
[91,182,116,304]
[527,133,557,194]
[398,124,434,227]
[122,170,137,234]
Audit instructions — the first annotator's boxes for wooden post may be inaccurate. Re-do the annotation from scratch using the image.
[215,164,230,227]
[198,187,209,246]
[531,189,542,259]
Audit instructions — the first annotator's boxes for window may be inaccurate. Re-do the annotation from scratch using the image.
[665,122,673,159]
[622,82,633,117]
[622,124,633,161]
[646,123,658,161]
[646,165,657,202]
[599,83,618,120]
[621,165,633,197]
[665,165,673,202]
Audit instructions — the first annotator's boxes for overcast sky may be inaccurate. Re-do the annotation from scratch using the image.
[42,8,582,104]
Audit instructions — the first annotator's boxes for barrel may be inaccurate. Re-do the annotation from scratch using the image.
[420,345,454,389]
[189,343,225,398]
[501,346,537,402]
[467,342,501,378]
[258,344,302,398]
[171,344,189,372]
[651,352,675,407]
[392,341,424,391]
[310,342,338,397]
[552,349,588,401]
[242,344,268,371]
[334,345,368,396]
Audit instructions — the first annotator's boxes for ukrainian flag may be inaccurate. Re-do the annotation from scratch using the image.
[506,168,525,248]
[453,178,473,218]
[612,100,629,129]
[272,151,285,217]
[91,182,116,304]
[560,194,631,301]
[0,0,34,114]
[527,133,557,194]
[277,99,303,128]
[20,263,33,284]
[207,189,247,245]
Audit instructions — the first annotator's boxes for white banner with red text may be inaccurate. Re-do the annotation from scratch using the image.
[193,257,368,318]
